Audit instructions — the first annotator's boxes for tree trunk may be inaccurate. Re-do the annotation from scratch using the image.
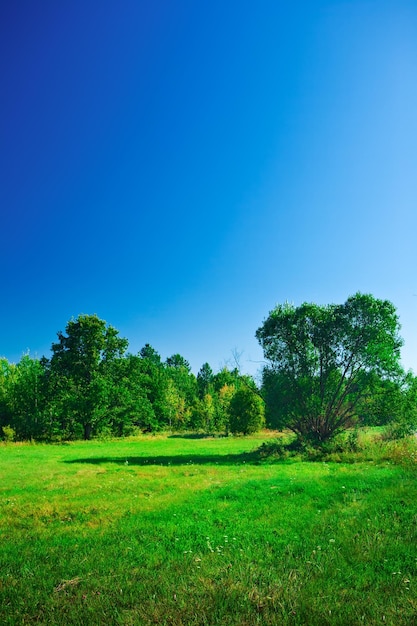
[83,422,92,440]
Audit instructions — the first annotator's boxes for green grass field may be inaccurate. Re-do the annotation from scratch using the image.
[1,432,417,625]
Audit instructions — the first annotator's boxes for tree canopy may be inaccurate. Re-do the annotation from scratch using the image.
[48,314,128,439]
[256,293,404,444]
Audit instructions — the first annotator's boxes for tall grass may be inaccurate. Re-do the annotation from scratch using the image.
[1,431,417,625]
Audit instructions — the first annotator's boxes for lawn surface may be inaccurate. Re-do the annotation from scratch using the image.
[1,432,417,625]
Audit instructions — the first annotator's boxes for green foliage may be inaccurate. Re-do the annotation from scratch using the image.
[192,393,216,433]
[166,353,191,371]
[228,387,265,435]
[48,314,128,439]
[10,355,49,440]
[214,383,235,434]
[105,355,156,435]
[0,299,412,444]
[138,344,171,430]
[165,354,197,429]
[1,424,15,442]
[139,343,162,364]
[197,362,214,399]
[0,355,50,441]
[380,372,417,439]
[257,293,404,445]
[356,371,417,433]
[212,366,240,392]
[0,358,15,430]
[356,373,404,426]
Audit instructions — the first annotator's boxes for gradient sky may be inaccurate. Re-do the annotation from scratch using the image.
[1,1,416,377]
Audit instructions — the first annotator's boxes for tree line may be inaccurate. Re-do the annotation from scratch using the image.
[0,314,264,441]
[1,293,416,445]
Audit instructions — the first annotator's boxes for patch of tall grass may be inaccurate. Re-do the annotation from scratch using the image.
[258,428,417,467]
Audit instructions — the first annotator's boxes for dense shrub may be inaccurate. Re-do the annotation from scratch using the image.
[228,387,265,435]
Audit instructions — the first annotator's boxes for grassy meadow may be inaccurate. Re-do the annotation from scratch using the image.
[1,431,417,625]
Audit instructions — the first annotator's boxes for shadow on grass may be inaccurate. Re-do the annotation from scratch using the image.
[167,433,227,440]
[65,451,261,467]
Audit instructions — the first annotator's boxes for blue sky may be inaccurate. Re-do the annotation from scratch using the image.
[1,1,416,377]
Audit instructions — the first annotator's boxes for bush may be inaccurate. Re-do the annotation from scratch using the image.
[228,388,265,435]
[1,425,15,442]
[257,429,362,462]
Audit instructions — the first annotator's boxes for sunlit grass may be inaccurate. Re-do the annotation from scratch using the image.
[1,431,417,625]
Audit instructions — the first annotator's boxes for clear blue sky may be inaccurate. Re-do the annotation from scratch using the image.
[1,1,416,377]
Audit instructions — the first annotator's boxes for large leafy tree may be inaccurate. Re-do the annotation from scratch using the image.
[256,293,403,444]
[48,314,128,440]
